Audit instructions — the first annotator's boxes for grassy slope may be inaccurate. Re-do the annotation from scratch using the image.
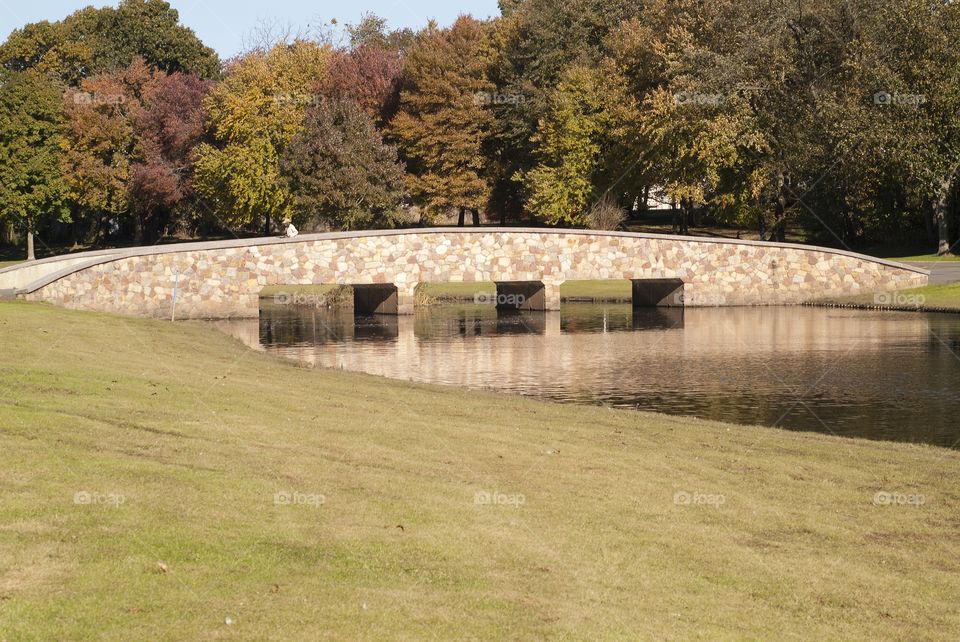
[1,303,959,640]
[898,282,960,308]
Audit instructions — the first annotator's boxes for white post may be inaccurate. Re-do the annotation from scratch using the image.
[170,269,180,322]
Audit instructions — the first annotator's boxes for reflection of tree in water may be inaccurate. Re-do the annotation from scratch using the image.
[260,306,356,346]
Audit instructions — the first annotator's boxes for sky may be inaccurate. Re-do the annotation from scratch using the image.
[0,0,502,58]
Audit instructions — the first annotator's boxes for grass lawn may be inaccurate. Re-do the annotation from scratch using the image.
[1,302,959,639]
[418,280,632,302]
[893,282,960,308]
[258,283,352,297]
[560,279,632,299]
[416,281,494,300]
[817,282,960,311]
[886,254,960,263]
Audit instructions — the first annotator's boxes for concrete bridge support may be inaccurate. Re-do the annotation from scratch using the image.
[353,284,397,314]
[494,280,562,311]
[350,282,417,315]
[632,278,685,307]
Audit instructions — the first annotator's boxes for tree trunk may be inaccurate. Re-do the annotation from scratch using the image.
[773,172,788,243]
[472,209,480,226]
[457,208,465,227]
[499,209,506,226]
[936,210,950,255]
[1,220,14,245]
[674,199,690,235]
[263,214,271,237]
[757,207,767,241]
[96,213,110,248]
[69,217,82,249]
[27,228,35,261]
[924,208,936,245]
[133,213,144,246]
[934,176,953,255]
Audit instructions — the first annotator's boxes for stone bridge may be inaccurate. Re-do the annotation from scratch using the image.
[0,228,928,319]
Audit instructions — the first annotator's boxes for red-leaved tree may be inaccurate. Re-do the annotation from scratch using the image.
[322,45,404,126]
[130,72,210,242]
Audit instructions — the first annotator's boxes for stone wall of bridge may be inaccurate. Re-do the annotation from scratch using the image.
[18,229,928,319]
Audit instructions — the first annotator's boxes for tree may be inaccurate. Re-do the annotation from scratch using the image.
[0,14,96,85]
[59,58,211,246]
[61,59,152,244]
[0,71,69,260]
[628,0,856,241]
[130,72,210,242]
[97,0,220,78]
[518,66,613,226]
[0,0,219,84]
[846,0,960,254]
[346,13,415,51]
[322,45,404,126]
[486,0,644,219]
[282,99,407,230]
[389,17,494,224]
[192,40,330,233]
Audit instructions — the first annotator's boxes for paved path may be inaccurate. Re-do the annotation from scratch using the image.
[907,263,960,285]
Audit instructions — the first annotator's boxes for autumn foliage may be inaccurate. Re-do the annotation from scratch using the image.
[2,0,960,255]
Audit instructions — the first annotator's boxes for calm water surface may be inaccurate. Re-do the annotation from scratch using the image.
[212,304,960,447]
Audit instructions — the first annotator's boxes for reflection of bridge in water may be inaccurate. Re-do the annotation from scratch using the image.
[210,305,960,448]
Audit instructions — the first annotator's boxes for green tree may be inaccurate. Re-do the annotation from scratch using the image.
[346,13,415,52]
[193,40,330,233]
[0,0,219,85]
[389,17,494,224]
[0,71,69,260]
[97,0,220,78]
[282,99,407,230]
[486,0,643,219]
[631,0,855,240]
[846,0,960,254]
[518,66,613,226]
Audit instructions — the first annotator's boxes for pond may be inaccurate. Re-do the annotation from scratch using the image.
[211,303,960,448]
